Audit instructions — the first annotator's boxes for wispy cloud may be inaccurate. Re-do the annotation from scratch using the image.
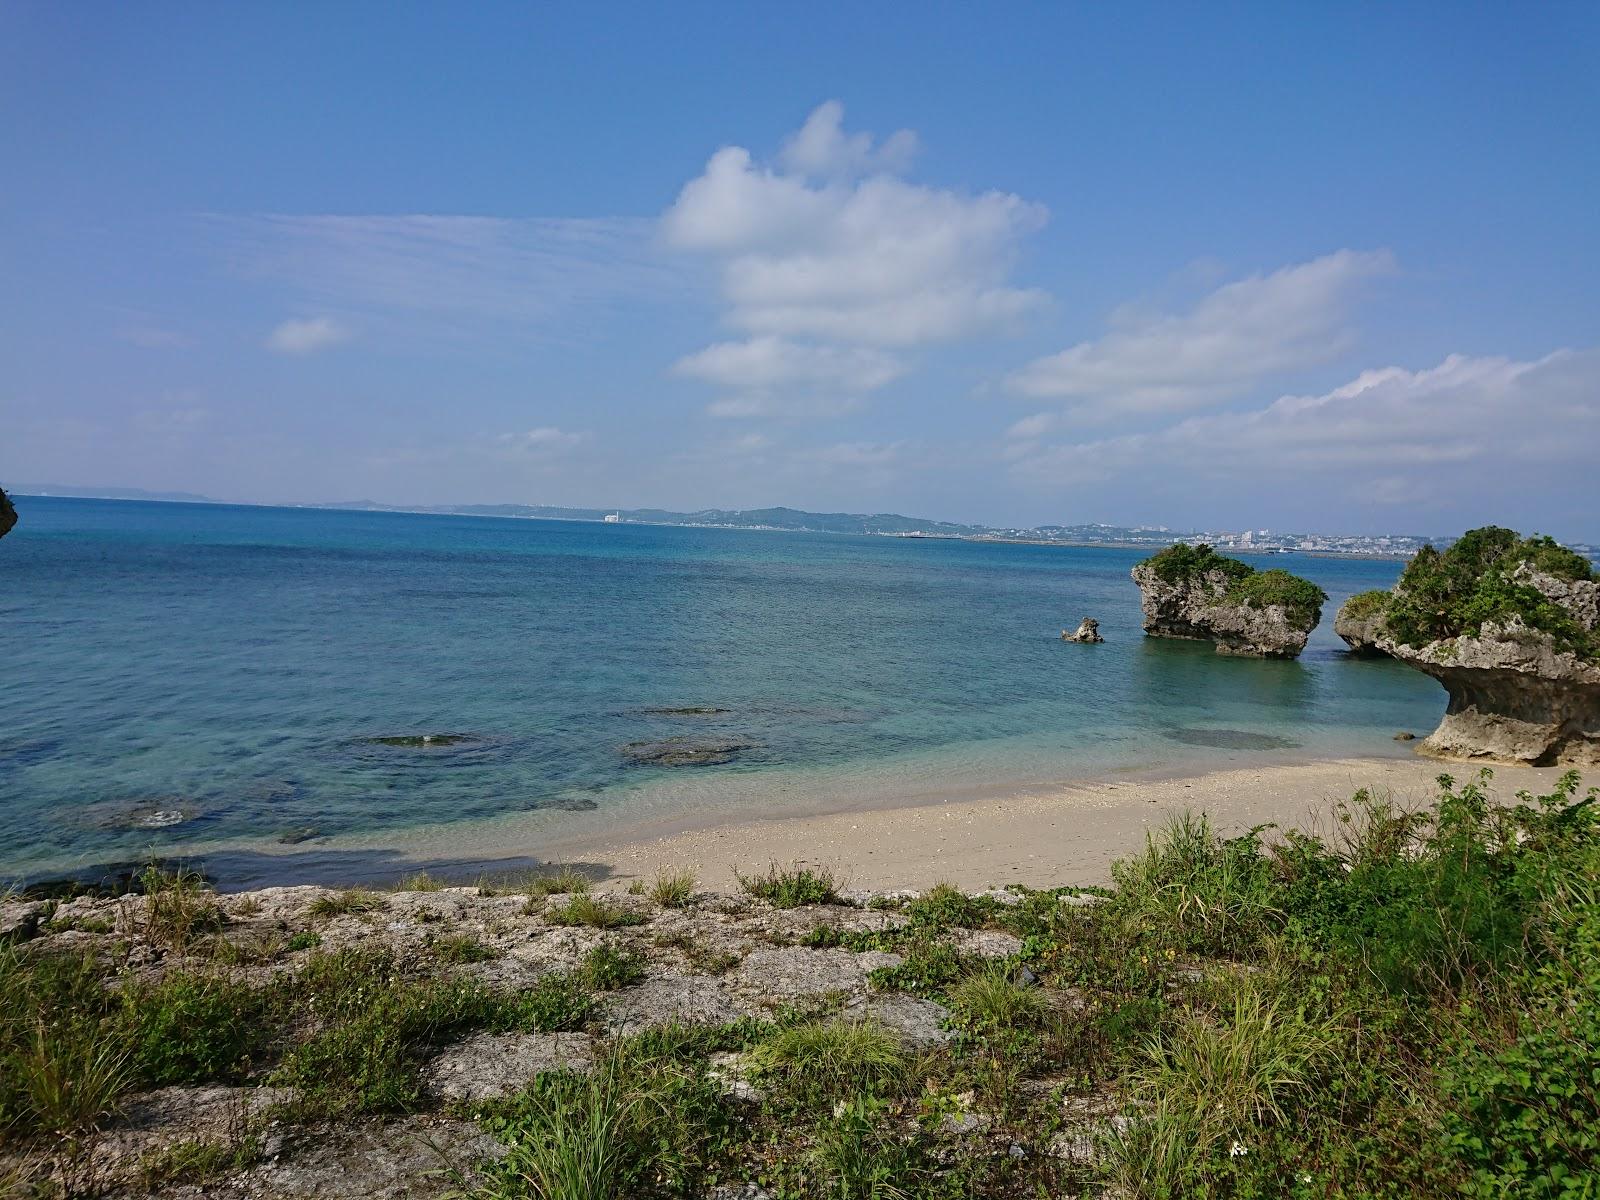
[267,315,350,354]
[214,214,683,337]
[1009,250,1394,413]
[496,426,587,456]
[664,101,1048,416]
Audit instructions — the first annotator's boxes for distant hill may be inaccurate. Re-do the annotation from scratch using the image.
[322,500,988,536]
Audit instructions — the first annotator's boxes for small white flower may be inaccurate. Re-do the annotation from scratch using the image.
[1229,1141,1248,1159]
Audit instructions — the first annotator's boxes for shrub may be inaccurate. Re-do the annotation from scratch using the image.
[735,863,839,907]
[905,881,989,929]
[1340,588,1390,621]
[1217,568,1327,625]
[648,868,697,908]
[1384,526,1598,659]
[1140,542,1255,585]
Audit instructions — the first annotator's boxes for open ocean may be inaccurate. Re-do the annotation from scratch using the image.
[0,497,1445,884]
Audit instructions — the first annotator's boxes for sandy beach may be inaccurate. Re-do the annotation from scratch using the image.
[511,754,1600,894]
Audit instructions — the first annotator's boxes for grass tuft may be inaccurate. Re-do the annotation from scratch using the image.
[546,894,646,930]
[649,868,697,908]
[735,862,839,908]
[307,888,388,918]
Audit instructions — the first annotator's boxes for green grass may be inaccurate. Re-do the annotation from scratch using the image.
[138,863,226,951]
[307,888,388,917]
[735,862,840,907]
[578,942,647,991]
[648,867,697,908]
[397,871,445,892]
[948,964,1050,1033]
[430,933,500,964]
[750,1018,905,1105]
[525,866,593,898]
[546,893,647,929]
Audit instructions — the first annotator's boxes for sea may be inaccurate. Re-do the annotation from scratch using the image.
[0,497,1445,886]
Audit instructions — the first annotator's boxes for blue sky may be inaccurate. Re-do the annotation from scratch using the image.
[3,3,1597,536]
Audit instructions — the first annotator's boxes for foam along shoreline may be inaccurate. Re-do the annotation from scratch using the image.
[155,754,1600,894]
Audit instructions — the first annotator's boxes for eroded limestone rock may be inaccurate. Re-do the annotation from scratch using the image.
[1062,617,1103,643]
[1131,546,1324,659]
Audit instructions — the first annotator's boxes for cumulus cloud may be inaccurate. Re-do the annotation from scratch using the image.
[1007,349,1600,517]
[1009,250,1395,412]
[665,102,1047,415]
[266,316,350,354]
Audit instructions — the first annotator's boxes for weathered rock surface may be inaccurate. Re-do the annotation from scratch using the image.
[1061,617,1103,643]
[1131,563,1319,658]
[1334,595,1391,656]
[426,1032,593,1101]
[0,486,15,539]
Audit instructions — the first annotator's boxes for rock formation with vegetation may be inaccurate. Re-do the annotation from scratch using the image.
[1131,544,1326,658]
[0,487,16,540]
[1374,526,1600,765]
[3,770,1597,1197]
[1333,589,1392,655]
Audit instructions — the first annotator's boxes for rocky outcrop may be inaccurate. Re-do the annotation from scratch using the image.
[1334,591,1392,656]
[0,486,15,540]
[1376,529,1600,765]
[1062,617,1103,643]
[1131,545,1325,659]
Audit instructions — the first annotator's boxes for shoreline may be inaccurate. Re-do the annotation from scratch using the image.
[159,752,1598,893]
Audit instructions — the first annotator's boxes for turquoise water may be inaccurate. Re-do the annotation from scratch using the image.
[0,497,1444,883]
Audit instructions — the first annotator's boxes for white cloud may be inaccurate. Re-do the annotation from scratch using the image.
[664,102,1047,414]
[1008,349,1600,511]
[801,440,908,468]
[674,336,905,393]
[497,427,586,455]
[266,316,350,354]
[778,100,919,178]
[1009,249,1395,412]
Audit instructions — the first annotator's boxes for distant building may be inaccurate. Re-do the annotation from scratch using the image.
[603,513,621,523]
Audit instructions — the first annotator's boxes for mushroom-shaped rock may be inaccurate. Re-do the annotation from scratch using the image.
[1334,591,1392,656]
[1376,527,1600,765]
[1130,544,1325,659]
[1062,617,1103,643]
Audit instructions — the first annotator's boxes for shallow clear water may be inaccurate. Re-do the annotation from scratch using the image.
[0,497,1444,881]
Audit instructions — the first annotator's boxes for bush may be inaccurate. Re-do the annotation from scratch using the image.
[735,863,839,907]
[1140,543,1255,585]
[126,971,277,1086]
[1384,526,1598,659]
[1218,569,1327,625]
[1340,589,1390,621]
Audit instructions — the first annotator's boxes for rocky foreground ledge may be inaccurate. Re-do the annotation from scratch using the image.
[0,869,1118,1199]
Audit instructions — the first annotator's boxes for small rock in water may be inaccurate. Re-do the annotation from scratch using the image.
[621,737,752,767]
[1062,617,1104,644]
[277,826,321,845]
[640,706,734,716]
[366,733,476,748]
[1394,731,1416,741]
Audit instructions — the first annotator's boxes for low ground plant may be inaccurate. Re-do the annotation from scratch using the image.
[649,868,697,908]
[736,863,840,907]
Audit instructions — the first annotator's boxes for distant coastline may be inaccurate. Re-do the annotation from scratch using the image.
[8,488,1499,560]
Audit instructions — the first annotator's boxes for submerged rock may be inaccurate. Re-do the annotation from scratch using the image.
[1131,544,1325,658]
[1334,590,1392,656]
[365,733,477,748]
[1062,617,1104,643]
[639,705,734,716]
[0,486,15,540]
[1375,528,1600,765]
[620,737,752,766]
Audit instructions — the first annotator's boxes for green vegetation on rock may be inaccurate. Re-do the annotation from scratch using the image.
[1340,588,1390,621]
[1140,542,1255,585]
[1385,526,1598,660]
[1218,568,1328,625]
